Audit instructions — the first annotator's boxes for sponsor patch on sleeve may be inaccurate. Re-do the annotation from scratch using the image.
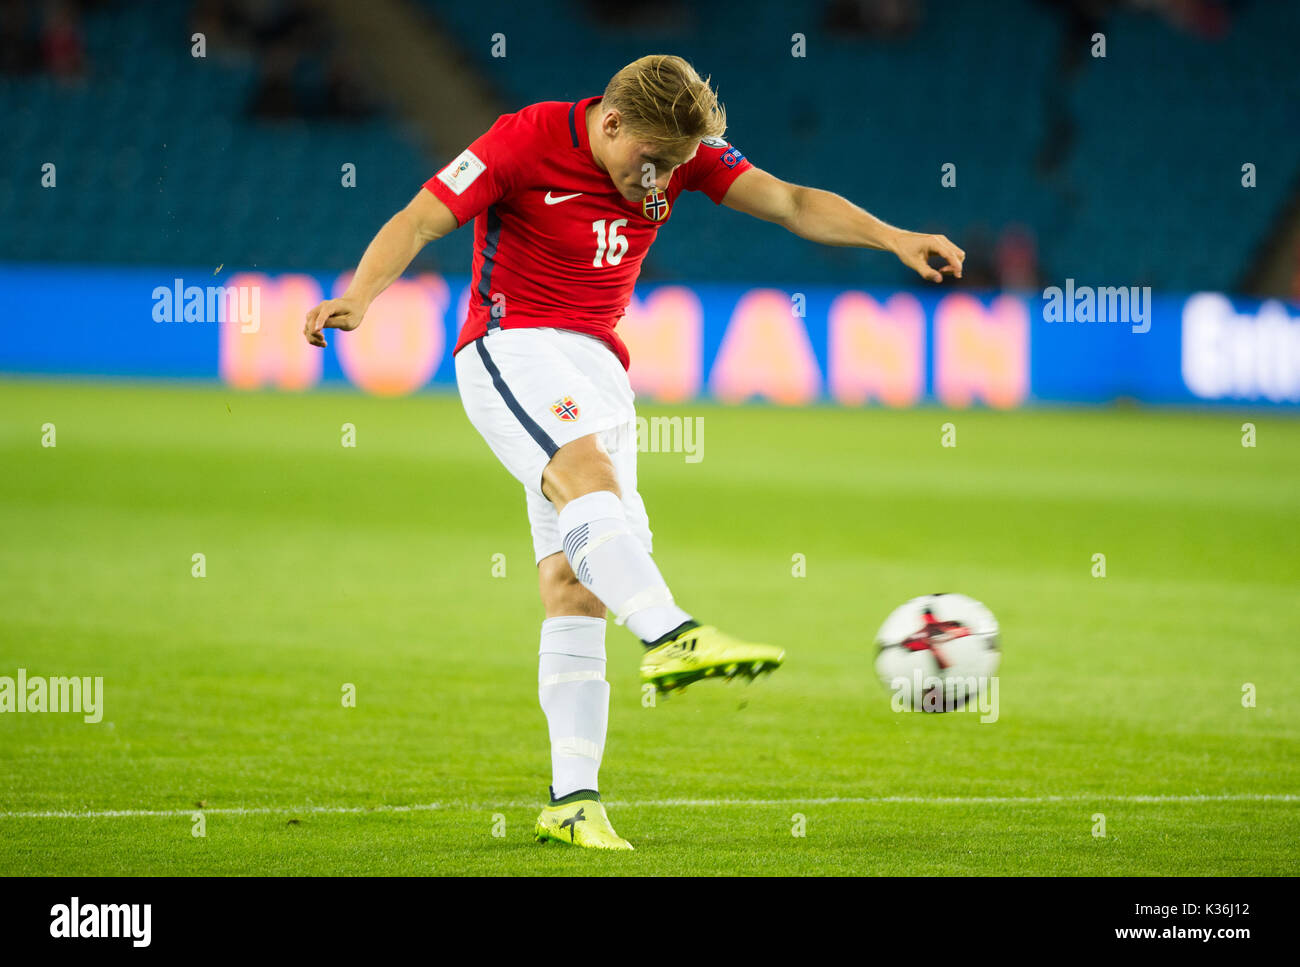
[721,145,745,168]
[436,149,487,195]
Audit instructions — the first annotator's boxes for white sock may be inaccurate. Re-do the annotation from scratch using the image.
[557,490,693,643]
[539,615,609,800]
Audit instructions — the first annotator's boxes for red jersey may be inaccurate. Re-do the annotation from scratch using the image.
[423,95,753,370]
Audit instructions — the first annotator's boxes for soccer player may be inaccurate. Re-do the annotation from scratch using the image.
[303,55,964,850]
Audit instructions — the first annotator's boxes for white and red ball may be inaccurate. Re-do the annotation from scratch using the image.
[874,593,1000,712]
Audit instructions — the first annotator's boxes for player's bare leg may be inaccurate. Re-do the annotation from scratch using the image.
[538,552,604,619]
[542,434,697,645]
[541,433,783,694]
[540,433,622,512]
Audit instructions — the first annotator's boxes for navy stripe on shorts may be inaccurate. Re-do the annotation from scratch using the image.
[473,337,560,459]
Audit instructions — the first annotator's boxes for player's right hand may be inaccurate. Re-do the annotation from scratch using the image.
[891,232,965,284]
[304,297,367,348]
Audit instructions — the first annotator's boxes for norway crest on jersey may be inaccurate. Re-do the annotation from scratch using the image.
[642,188,670,222]
[551,396,580,422]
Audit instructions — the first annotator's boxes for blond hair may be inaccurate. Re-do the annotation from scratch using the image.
[601,54,727,146]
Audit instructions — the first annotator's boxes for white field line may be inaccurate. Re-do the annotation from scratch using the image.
[0,793,1296,820]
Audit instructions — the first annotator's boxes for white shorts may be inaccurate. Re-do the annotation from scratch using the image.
[454,327,653,565]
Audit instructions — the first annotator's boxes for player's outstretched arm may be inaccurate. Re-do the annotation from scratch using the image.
[304,188,460,347]
[720,167,964,283]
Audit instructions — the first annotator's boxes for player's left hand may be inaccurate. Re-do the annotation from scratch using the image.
[891,232,965,283]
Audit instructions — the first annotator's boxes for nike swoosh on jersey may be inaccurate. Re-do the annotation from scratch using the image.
[543,191,583,205]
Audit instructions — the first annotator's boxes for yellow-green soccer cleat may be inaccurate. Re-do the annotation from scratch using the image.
[640,623,785,696]
[534,790,634,850]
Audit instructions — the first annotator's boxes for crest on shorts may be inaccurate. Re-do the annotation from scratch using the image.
[642,188,669,222]
[551,396,580,422]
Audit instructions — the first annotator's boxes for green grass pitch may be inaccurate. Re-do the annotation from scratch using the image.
[1,379,1297,875]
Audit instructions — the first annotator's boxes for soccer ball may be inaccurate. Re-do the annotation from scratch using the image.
[874,593,1000,712]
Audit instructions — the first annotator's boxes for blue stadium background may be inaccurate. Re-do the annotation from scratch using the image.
[2,0,1298,405]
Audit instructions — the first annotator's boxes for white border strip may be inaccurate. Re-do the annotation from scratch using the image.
[1,793,1295,820]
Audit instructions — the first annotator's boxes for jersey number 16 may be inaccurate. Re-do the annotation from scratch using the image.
[591,219,629,268]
